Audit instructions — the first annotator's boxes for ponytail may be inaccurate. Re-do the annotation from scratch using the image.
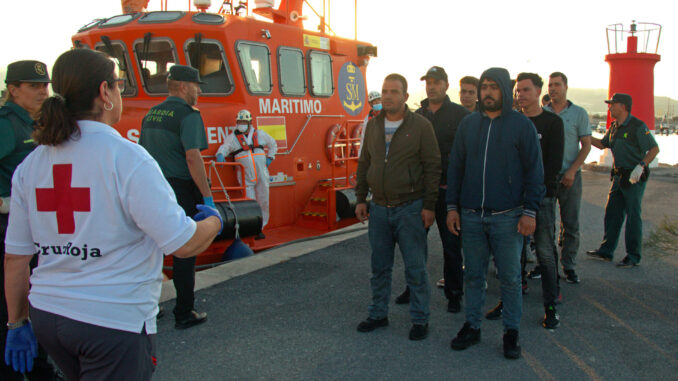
[33,49,115,146]
[33,94,79,145]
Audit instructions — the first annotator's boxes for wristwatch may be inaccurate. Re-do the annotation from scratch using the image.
[639,161,647,168]
[7,318,30,330]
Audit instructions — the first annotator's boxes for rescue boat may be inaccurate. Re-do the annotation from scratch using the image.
[70,0,377,273]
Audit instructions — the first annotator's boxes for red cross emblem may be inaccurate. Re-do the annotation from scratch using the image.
[36,164,91,234]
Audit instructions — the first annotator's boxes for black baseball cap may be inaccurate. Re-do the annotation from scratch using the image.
[605,93,632,108]
[5,60,51,83]
[168,65,206,84]
[420,66,448,82]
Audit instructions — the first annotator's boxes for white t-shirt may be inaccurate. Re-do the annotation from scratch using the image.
[5,120,196,334]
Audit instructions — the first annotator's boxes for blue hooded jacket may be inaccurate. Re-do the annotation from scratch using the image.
[446,67,545,217]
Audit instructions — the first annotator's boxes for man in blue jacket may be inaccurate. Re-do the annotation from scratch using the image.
[446,68,545,359]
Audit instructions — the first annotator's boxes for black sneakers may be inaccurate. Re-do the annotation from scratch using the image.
[450,322,481,350]
[356,317,389,332]
[175,310,207,329]
[447,295,461,313]
[587,250,612,262]
[395,287,410,304]
[526,266,542,280]
[409,323,429,341]
[564,269,580,284]
[503,329,521,359]
[542,305,560,330]
[617,256,639,268]
[485,301,503,320]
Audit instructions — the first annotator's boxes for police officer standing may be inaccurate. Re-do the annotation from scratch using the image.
[1,60,57,380]
[139,65,213,329]
[588,93,659,267]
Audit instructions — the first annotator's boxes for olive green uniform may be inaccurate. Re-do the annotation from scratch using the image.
[0,101,36,197]
[138,95,208,321]
[597,115,658,264]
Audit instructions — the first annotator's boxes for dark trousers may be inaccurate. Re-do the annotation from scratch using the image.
[598,176,647,264]
[166,178,202,320]
[1,214,56,380]
[435,188,463,299]
[30,306,155,381]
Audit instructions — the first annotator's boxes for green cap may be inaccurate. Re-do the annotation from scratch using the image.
[5,60,51,83]
[168,65,205,84]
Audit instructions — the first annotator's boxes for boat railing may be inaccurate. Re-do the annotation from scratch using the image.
[205,160,249,202]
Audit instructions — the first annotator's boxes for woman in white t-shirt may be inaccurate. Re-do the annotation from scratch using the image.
[3,49,222,380]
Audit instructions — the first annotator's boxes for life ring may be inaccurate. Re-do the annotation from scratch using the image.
[350,123,364,158]
[325,124,347,167]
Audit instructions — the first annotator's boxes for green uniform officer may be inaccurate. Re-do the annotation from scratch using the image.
[588,93,660,267]
[1,60,58,380]
[139,65,213,329]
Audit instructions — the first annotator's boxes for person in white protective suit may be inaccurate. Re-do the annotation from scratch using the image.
[216,109,277,239]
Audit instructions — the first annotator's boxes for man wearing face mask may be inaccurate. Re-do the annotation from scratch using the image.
[216,109,277,239]
[367,91,382,120]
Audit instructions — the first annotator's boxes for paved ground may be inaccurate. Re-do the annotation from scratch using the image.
[154,170,678,380]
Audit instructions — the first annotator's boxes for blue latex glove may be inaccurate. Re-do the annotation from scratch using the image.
[203,196,216,209]
[266,157,273,167]
[216,153,225,163]
[193,204,223,235]
[5,323,38,373]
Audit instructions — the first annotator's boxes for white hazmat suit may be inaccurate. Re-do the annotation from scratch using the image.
[216,127,277,228]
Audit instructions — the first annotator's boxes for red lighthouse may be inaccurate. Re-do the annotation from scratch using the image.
[599,21,661,166]
[605,21,661,129]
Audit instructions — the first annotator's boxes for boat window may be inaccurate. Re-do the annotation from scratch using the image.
[78,19,103,32]
[139,11,184,23]
[185,39,233,95]
[100,13,140,28]
[95,42,136,97]
[236,42,272,95]
[309,51,333,97]
[278,47,305,96]
[134,39,178,94]
[192,13,224,24]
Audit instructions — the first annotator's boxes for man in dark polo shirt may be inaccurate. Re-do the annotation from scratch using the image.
[139,65,214,329]
[588,93,659,267]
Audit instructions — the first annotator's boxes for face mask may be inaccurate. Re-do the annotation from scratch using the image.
[236,123,249,133]
[373,103,382,111]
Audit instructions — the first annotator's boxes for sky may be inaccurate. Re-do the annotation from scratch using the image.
[1,0,676,103]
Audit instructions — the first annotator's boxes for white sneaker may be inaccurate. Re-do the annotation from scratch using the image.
[436,278,445,288]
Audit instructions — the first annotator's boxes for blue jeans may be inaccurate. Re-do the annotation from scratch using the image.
[368,199,430,324]
[556,170,582,271]
[462,208,524,331]
[534,197,559,306]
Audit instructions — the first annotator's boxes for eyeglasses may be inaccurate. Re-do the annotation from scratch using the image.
[108,78,126,92]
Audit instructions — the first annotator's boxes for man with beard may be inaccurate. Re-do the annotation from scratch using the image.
[392,66,467,313]
[139,65,213,330]
[355,74,440,341]
[447,68,544,359]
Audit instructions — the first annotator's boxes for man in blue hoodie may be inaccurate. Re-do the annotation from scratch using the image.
[446,68,545,359]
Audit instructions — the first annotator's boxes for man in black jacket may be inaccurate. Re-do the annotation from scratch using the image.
[394,66,469,313]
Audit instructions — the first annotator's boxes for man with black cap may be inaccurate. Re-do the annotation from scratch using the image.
[139,64,213,329]
[588,93,659,267]
[394,66,468,313]
[1,60,58,380]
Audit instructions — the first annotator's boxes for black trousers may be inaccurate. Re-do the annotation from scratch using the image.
[1,213,56,380]
[434,188,463,298]
[166,178,202,321]
[30,306,155,381]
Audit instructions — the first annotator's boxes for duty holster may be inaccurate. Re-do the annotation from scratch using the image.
[611,166,649,188]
